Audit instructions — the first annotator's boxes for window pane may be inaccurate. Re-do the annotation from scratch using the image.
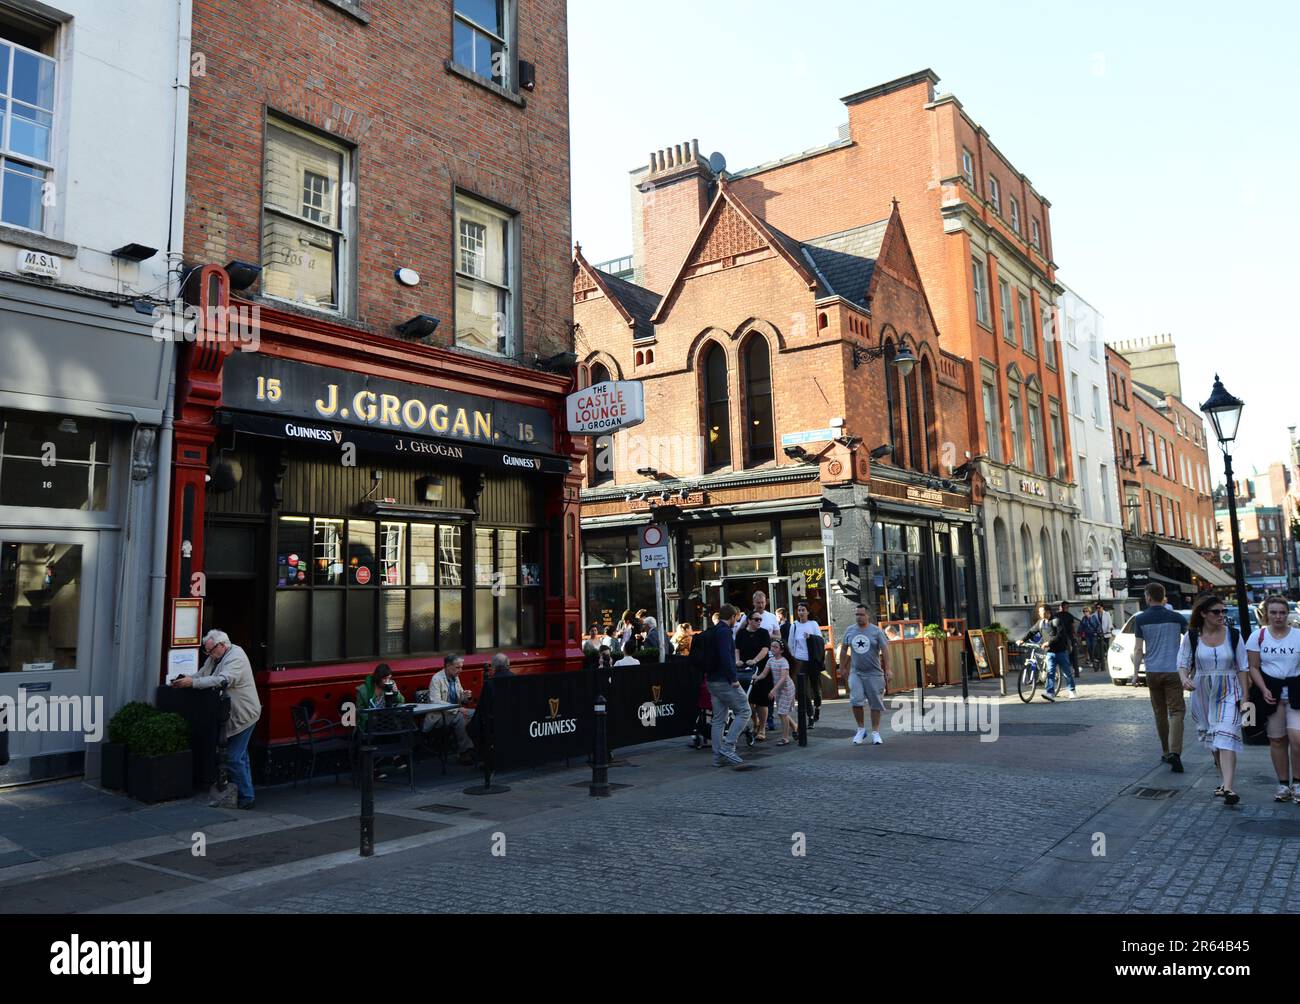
[274,589,308,663]
[11,50,55,110]
[520,589,541,646]
[0,542,81,672]
[476,588,495,649]
[277,517,311,586]
[452,20,476,69]
[687,526,721,562]
[8,102,52,162]
[474,527,495,586]
[346,590,375,658]
[906,526,922,554]
[723,522,772,559]
[498,589,519,648]
[2,158,44,230]
[312,519,344,585]
[206,526,256,577]
[780,517,821,554]
[411,525,438,585]
[262,215,338,309]
[380,591,406,655]
[265,124,342,223]
[497,529,518,586]
[410,589,436,652]
[439,526,463,585]
[584,566,624,633]
[347,520,376,586]
[439,589,463,651]
[456,0,504,35]
[3,413,112,461]
[455,275,507,354]
[885,524,903,553]
[584,532,629,569]
[380,522,405,586]
[0,47,10,96]
[311,590,343,661]
[0,458,95,510]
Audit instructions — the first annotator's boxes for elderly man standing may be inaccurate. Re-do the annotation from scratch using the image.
[172,629,262,810]
[425,653,475,765]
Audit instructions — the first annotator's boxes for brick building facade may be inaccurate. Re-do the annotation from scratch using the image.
[575,180,982,653]
[170,0,579,772]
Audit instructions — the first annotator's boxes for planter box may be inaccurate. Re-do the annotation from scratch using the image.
[100,742,127,790]
[127,750,194,804]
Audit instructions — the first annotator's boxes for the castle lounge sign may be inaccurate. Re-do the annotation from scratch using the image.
[224,354,554,453]
[566,380,645,435]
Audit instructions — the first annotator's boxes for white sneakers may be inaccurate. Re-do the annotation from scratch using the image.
[852,728,867,745]
[1275,784,1293,803]
[871,732,883,745]
[1060,690,1076,700]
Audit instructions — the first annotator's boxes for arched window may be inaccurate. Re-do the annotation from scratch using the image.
[883,338,902,463]
[994,517,1015,605]
[904,345,923,470]
[1020,524,1036,604]
[1040,527,1056,601]
[589,363,613,485]
[742,336,774,466]
[921,354,939,473]
[703,343,731,470]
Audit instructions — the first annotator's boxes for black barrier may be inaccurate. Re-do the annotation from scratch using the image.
[606,657,699,750]
[488,671,589,771]
[156,685,224,789]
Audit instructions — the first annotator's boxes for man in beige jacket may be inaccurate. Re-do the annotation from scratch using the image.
[173,629,262,809]
[424,653,475,764]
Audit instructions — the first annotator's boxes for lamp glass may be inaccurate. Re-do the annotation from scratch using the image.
[893,347,917,378]
[1201,377,1244,444]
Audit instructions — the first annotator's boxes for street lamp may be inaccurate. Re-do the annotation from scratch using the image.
[852,342,916,376]
[1201,374,1251,628]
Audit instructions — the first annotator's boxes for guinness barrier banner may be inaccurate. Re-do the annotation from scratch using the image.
[607,658,699,750]
[489,671,589,770]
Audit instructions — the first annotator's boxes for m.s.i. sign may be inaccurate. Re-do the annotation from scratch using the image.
[223,354,554,452]
[565,380,645,435]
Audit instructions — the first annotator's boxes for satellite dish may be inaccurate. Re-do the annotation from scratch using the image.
[708,151,727,175]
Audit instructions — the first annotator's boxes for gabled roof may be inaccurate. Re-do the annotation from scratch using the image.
[801,219,889,307]
[572,246,661,337]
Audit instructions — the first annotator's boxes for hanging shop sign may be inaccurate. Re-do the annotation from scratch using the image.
[565,380,645,435]
[223,354,555,453]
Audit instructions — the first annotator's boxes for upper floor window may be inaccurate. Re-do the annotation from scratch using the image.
[1017,292,1033,354]
[1031,218,1041,249]
[1049,400,1065,479]
[454,192,516,355]
[1009,195,1020,234]
[1008,382,1025,469]
[988,175,1000,213]
[1091,384,1103,428]
[961,147,975,188]
[263,119,351,313]
[999,279,1015,344]
[971,257,989,326]
[743,336,774,466]
[0,23,57,232]
[454,0,512,90]
[981,373,1002,464]
[703,342,731,470]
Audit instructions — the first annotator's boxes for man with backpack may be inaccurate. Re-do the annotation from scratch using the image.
[701,605,749,767]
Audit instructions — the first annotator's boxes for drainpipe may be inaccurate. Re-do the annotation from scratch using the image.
[144,0,191,693]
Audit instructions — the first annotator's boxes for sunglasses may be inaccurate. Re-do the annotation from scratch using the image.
[1207,608,1226,615]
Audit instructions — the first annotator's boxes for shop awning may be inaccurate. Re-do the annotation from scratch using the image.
[1157,543,1235,588]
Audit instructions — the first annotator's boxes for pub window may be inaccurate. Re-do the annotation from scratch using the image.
[871,521,924,621]
[273,515,469,665]
[582,530,655,634]
[262,118,351,313]
[474,527,542,651]
[453,0,513,90]
[0,411,112,510]
[455,191,517,356]
[781,517,827,627]
[0,12,57,233]
[742,335,775,466]
[702,342,731,470]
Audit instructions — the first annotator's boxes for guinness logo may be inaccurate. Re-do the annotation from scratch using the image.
[651,685,662,703]
[548,697,560,719]
[332,430,342,444]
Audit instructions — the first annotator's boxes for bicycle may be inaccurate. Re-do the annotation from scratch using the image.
[1015,642,1050,703]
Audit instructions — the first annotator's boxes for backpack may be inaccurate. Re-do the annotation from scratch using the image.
[689,624,714,675]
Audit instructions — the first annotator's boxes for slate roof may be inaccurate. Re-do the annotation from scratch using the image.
[590,267,661,334]
[799,219,890,307]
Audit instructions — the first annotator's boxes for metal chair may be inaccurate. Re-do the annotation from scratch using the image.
[359,705,418,794]
[290,700,352,790]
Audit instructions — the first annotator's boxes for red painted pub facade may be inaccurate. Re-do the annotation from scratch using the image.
[168,0,579,774]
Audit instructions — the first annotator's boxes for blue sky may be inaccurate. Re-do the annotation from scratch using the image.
[569,0,1299,487]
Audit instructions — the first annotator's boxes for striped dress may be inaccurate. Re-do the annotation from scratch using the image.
[1178,631,1248,754]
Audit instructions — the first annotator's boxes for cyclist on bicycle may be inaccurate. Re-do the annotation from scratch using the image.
[1020,604,1054,701]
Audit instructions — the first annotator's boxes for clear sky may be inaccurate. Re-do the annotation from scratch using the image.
[569,0,1299,487]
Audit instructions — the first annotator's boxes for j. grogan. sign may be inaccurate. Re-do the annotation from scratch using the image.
[566,380,645,435]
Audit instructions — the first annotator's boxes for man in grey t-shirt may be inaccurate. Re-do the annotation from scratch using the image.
[1131,583,1189,772]
[838,604,890,747]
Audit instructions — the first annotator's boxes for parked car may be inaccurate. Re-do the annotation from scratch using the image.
[1108,608,1192,686]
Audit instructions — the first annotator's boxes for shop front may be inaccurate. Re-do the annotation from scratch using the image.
[167,271,582,777]
[0,281,173,786]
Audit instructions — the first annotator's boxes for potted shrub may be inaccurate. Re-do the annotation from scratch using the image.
[126,710,194,804]
[101,701,153,791]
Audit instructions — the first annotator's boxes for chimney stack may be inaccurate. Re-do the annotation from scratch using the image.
[630,138,721,294]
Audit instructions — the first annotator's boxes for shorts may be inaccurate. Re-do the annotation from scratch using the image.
[849,670,886,712]
[1264,699,1300,739]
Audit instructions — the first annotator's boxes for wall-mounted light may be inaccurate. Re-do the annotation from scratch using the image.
[224,260,263,291]
[395,267,421,287]
[396,315,440,341]
[784,445,810,462]
[870,444,894,461]
[637,467,660,479]
[112,243,158,262]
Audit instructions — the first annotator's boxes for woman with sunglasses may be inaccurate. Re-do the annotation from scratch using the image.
[1178,594,1249,804]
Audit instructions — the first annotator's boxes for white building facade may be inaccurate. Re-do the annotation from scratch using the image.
[0,0,191,784]
[1059,285,1127,606]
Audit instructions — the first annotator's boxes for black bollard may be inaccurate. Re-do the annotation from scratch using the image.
[590,692,610,797]
[915,657,925,717]
[359,740,375,857]
[796,665,809,748]
[961,650,969,703]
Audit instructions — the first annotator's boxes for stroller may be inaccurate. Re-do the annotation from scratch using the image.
[690,668,759,749]
[724,667,759,748]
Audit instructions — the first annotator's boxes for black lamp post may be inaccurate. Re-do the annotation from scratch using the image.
[1201,374,1251,627]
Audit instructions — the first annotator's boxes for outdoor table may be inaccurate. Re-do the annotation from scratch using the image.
[403,702,458,715]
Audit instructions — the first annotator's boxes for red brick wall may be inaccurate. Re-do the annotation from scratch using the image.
[638,170,712,296]
[1106,348,1139,528]
[186,0,572,358]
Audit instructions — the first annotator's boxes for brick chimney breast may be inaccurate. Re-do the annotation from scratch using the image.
[634,139,718,293]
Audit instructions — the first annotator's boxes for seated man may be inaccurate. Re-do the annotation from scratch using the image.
[424,652,475,765]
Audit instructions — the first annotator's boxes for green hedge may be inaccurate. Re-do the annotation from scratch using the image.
[107,702,155,746]
[128,712,191,758]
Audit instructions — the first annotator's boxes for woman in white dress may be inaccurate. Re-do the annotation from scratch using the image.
[1178,593,1250,805]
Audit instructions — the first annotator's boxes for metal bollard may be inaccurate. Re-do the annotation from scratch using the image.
[359,740,375,857]
[796,667,809,748]
[915,657,925,717]
[998,646,1007,698]
[590,693,610,797]
[961,650,969,703]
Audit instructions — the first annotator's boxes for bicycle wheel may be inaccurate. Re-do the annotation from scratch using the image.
[1017,659,1039,703]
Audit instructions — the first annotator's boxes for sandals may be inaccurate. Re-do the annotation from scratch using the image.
[776,738,792,746]
[1213,786,1226,798]
[1223,790,1240,806]
[756,734,767,742]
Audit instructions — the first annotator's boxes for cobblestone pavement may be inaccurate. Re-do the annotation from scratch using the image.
[183,673,1296,915]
